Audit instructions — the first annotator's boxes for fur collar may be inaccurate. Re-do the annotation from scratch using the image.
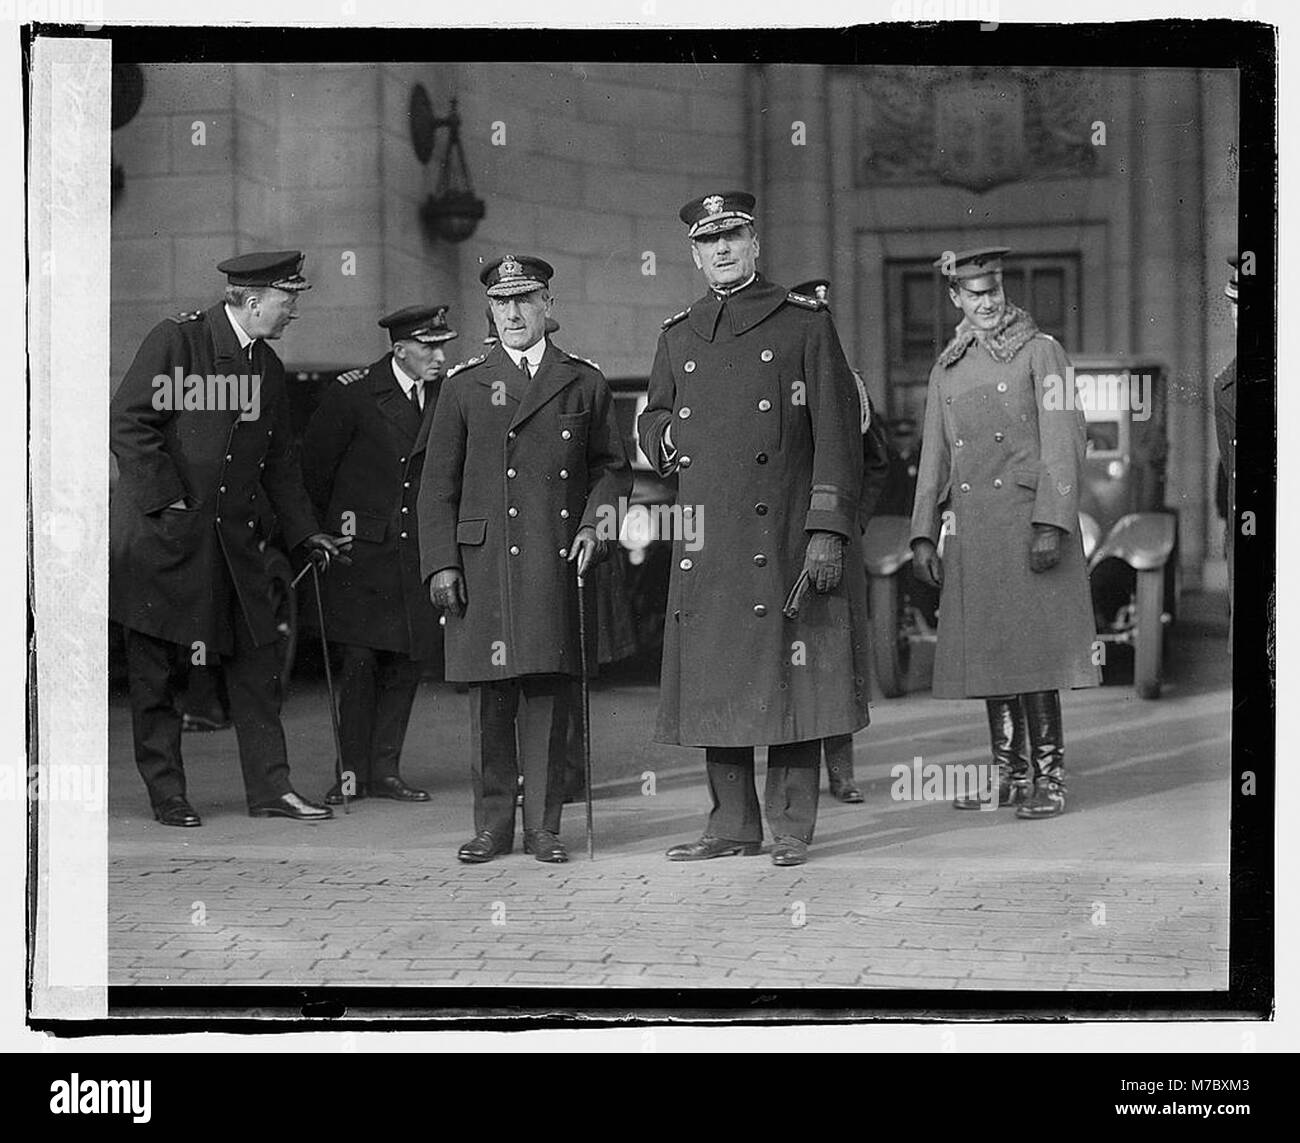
[937,303,1040,369]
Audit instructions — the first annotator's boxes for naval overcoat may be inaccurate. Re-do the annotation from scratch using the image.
[637,275,871,748]
[109,303,317,655]
[418,340,631,682]
[909,304,1100,698]
[301,354,444,663]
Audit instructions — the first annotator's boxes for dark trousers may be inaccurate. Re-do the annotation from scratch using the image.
[704,739,822,845]
[822,733,854,786]
[468,676,568,846]
[124,620,291,809]
[336,644,423,787]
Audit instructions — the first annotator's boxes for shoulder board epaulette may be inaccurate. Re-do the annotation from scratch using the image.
[167,309,204,324]
[661,307,691,330]
[447,354,487,378]
[786,291,828,311]
[564,350,602,371]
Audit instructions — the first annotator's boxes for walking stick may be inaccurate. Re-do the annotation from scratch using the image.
[577,564,594,860]
[292,550,349,814]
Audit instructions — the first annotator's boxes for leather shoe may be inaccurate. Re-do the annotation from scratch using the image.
[324,780,367,805]
[829,780,864,804]
[248,791,333,821]
[458,829,510,863]
[523,829,568,863]
[153,795,201,828]
[369,775,430,802]
[665,836,762,861]
[771,837,809,866]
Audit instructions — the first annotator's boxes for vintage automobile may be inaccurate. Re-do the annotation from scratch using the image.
[865,356,1178,700]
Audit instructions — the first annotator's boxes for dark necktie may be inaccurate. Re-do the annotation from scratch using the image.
[409,383,423,415]
[519,356,532,380]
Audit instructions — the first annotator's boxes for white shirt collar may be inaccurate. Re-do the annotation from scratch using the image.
[502,337,548,373]
[224,304,256,350]
[711,272,757,299]
[390,354,421,397]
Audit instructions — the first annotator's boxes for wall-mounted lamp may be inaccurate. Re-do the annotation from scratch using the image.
[409,84,485,244]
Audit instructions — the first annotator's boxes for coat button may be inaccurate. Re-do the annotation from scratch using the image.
[955,438,964,447]
[508,431,517,440]
[400,456,407,464]
[561,429,572,440]
[680,558,693,570]
[679,406,691,419]
[755,502,768,516]
[559,547,568,557]
[404,481,411,488]
[510,545,520,556]
[508,506,518,517]
[507,467,517,478]
[219,485,226,493]
[753,604,768,617]
[994,432,1005,442]
[996,382,1008,393]
[757,399,772,412]
[560,509,569,519]
[559,468,569,478]
[215,516,222,524]
[960,482,971,493]
[684,361,696,373]
[993,478,1003,488]
[753,553,767,567]
[679,455,692,468]
[225,454,233,461]
[760,349,774,362]
[945,397,952,405]
[400,531,408,539]
[247,520,255,528]
[755,452,768,464]
[401,506,409,514]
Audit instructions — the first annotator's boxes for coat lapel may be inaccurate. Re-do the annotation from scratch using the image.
[471,343,529,408]
[207,303,250,427]
[411,375,441,456]
[372,354,422,444]
[509,342,577,431]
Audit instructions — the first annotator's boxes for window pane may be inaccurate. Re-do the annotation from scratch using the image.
[1032,268,1066,338]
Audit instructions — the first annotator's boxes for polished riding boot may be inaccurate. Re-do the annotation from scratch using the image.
[954,696,1031,809]
[1016,689,1066,819]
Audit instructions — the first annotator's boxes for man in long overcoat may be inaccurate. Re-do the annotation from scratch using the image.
[420,255,631,863]
[638,192,870,867]
[302,304,457,806]
[1213,256,1239,614]
[909,247,1099,819]
[110,251,345,826]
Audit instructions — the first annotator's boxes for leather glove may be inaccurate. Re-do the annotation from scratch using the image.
[803,530,845,593]
[430,568,467,617]
[1029,524,1063,573]
[302,532,353,568]
[911,538,944,589]
[567,525,605,580]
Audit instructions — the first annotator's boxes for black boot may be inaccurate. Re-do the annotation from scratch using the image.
[1016,689,1066,819]
[954,696,1032,809]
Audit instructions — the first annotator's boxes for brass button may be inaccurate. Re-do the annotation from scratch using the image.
[679,455,692,468]
[684,360,696,373]
[560,509,569,519]
[994,432,1005,442]
[509,545,520,556]
[757,399,772,412]
[400,456,407,464]
[401,506,408,514]
[960,482,971,493]
[404,481,411,488]
[755,502,768,516]
[944,397,952,405]
[996,382,1008,393]
[218,485,226,493]
[400,531,408,539]
[246,520,254,528]
[753,553,767,567]
[507,467,517,478]
[508,507,518,517]
[753,604,768,617]
[679,406,692,419]
[760,349,774,362]
[680,558,693,570]
[955,438,964,447]
[225,454,233,461]
[559,547,568,557]
[993,478,1003,488]
[508,431,517,440]
[561,429,572,440]
[215,516,222,523]
[559,468,569,478]
[755,452,768,464]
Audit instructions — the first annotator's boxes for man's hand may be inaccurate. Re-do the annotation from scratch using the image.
[567,525,605,580]
[302,532,353,568]
[1029,524,1064,573]
[911,538,944,589]
[430,569,467,617]
[803,530,845,593]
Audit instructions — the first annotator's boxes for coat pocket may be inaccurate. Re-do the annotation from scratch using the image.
[1013,468,1041,491]
[456,518,487,546]
[348,512,388,543]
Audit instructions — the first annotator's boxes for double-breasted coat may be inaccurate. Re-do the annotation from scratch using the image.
[418,340,632,682]
[910,304,1100,698]
[109,303,318,656]
[637,275,871,748]
[300,354,444,664]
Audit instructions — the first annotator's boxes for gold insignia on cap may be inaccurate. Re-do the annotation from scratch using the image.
[703,195,725,215]
[499,256,523,278]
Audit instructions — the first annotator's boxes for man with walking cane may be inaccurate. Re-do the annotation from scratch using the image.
[110,251,347,827]
[420,255,631,864]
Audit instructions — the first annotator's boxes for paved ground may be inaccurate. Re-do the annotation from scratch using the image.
[108,593,1232,991]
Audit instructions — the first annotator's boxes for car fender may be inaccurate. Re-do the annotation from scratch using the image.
[1089,511,1177,573]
